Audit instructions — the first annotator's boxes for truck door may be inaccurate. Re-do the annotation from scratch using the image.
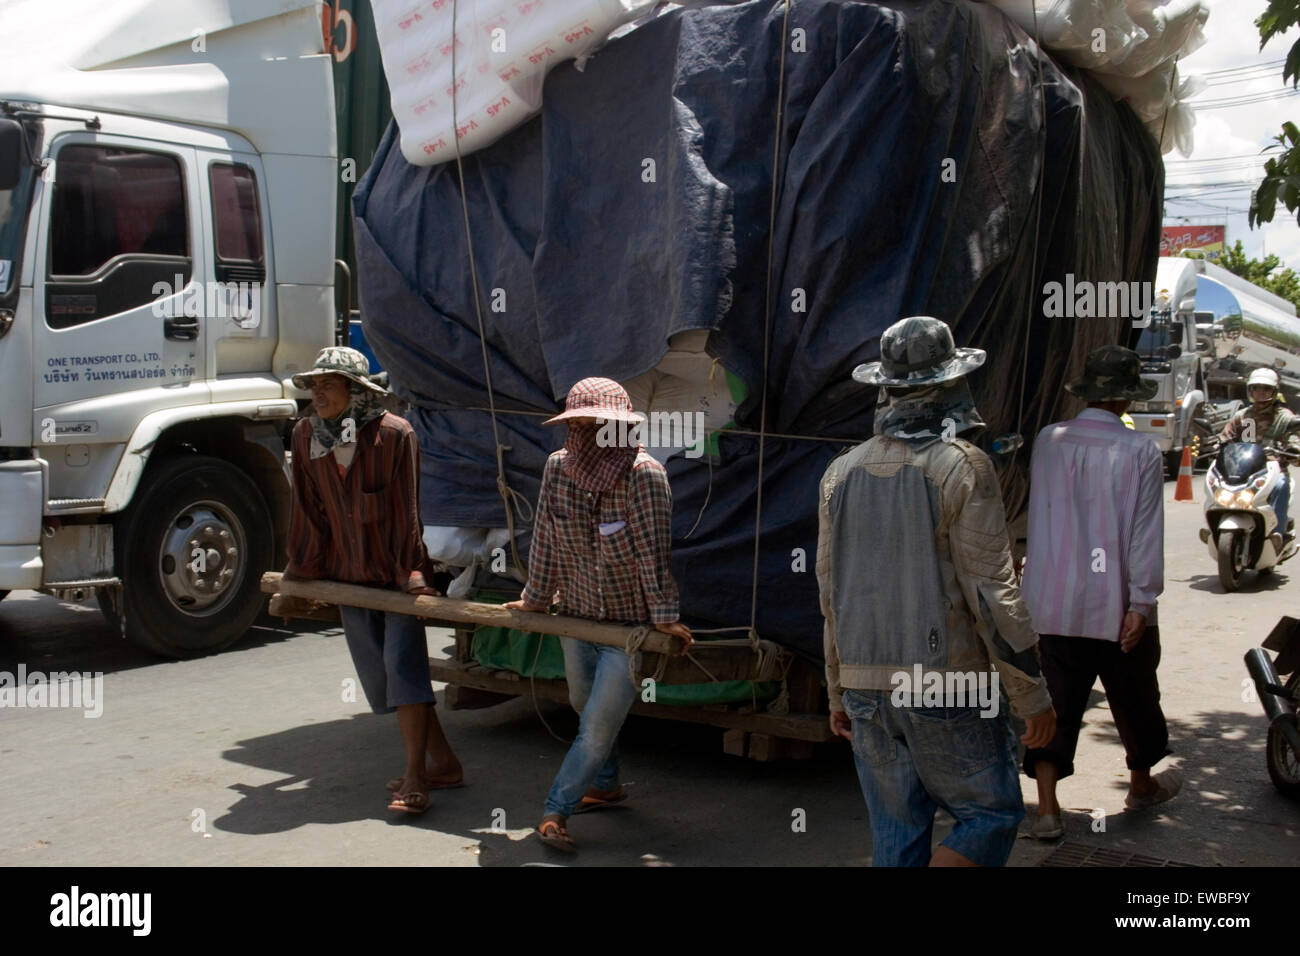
[32,136,207,507]
[1171,310,1199,409]
[194,149,275,382]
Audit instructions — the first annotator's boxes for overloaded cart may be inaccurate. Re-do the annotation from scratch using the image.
[269,0,1205,756]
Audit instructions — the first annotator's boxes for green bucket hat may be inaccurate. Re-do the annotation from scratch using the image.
[291,346,388,394]
[1065,345,1158,402]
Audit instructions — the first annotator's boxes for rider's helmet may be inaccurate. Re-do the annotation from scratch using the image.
[1247,367,1280,393]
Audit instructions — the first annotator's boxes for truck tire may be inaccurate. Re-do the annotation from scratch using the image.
[1217,530,1246,593]
[1266,673,1300,800]
[98,454,273,658]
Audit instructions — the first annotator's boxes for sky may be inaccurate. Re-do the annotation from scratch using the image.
[1166,0,1300,268]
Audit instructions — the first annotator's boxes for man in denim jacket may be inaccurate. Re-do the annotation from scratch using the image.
[817,316,1056,866]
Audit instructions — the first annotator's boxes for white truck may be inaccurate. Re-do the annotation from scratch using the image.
[0,1,340,656]
[1131,255,1300,478]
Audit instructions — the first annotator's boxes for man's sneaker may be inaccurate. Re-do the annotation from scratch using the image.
[1030,814,1064,840]
[1125,769,1183,810]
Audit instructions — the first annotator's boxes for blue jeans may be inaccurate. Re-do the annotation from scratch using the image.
[544,638,639,818]
[1270,472,1291,534]
[842,689,1024,867]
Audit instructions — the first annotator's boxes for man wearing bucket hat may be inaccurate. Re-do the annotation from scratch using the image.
[1219,366,1300,539]
[284,346,462,815]
[504,377,691,852]
[1022,345,1180,840]
[817,316,1056,867]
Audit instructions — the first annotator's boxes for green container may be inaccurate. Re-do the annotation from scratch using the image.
[469,590,779,707]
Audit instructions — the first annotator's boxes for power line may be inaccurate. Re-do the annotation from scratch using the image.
[1167,152,1272,163]
[1193,88,1300,109]
[1200,58,1286,77]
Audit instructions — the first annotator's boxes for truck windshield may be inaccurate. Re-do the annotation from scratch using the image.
[1137,314,1171,358]
[0,162,34,296]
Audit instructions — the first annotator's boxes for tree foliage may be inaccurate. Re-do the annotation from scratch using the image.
[1250,1,1300,227]
[1216,238,1300,308]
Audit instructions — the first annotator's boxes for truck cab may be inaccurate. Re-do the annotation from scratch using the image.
[0,1,337,656]
[1131,257,1207,478]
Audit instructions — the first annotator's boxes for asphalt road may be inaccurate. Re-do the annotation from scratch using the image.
[1,480,1297,867]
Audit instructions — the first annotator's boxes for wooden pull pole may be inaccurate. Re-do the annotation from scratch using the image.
[260,572,685,656]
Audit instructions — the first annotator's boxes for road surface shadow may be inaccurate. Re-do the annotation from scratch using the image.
[216,693,874,866]
[1184,570,1291,594]
[0,590,322,677]
[1023,708,1300,865]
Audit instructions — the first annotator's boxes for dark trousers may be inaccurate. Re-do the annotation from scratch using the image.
[1023,628,1170,780]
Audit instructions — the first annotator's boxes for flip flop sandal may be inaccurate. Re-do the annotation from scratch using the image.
[387,790,430,815]
[573,789,629,814]
[536,819,577,853]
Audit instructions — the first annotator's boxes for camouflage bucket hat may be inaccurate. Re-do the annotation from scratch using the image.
[1065,344,1158,402]
[852,316,986,387]
[291,346,388,394]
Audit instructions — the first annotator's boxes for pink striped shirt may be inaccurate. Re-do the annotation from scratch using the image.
[1022,408,1164,641]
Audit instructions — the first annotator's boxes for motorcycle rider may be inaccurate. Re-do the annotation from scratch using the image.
[1219,367,1300,539]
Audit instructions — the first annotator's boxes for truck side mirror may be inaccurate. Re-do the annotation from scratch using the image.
[1168,322,1184,345]
[1166,344,1182,359]
[0,119,24,191]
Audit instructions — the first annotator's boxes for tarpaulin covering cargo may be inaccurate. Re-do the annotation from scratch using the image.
[352,0,1163,663]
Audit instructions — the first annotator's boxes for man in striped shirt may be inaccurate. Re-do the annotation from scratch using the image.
[284,347,462,815]
[1021,345,1181,840]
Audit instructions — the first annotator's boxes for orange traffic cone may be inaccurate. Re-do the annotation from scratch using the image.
[1174,445,1194,501]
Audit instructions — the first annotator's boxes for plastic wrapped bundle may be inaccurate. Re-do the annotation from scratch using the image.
[980,0,1208,153]
[983,0,1148,70]
[371,0,656,165]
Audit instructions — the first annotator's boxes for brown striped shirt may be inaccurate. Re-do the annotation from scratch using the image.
[285,412,429,591]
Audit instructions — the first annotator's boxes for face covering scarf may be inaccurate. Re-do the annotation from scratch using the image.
[308,385,388,459]
[874,377,985,442]
[562,422,640,492]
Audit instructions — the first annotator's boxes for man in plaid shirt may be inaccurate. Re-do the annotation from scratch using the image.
[506,377,691,852]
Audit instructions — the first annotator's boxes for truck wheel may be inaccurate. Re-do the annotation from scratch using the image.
[1266,674,1300,800]
[99,454,273,658]
[1217,530,1246,592]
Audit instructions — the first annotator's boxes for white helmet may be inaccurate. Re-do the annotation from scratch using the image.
[1247,367,1280,391]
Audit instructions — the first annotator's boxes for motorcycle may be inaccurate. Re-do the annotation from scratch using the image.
[1199,441,1299,591]
[1245,617,1300,799]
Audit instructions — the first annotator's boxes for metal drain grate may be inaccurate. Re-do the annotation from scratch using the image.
[1039,842,1196,867]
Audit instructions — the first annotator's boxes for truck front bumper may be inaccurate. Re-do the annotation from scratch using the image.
[1129,414,1174,452]
[0,545,43,590]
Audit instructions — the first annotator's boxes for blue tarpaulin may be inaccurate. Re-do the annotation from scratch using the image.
[352,0,1163,662]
